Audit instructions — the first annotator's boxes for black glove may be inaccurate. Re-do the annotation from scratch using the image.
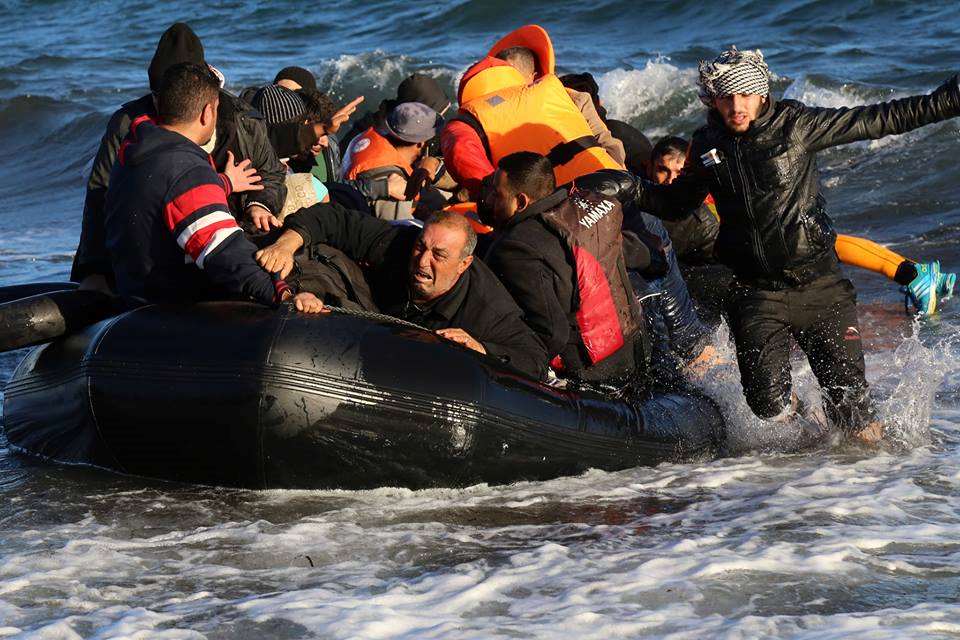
[573,169,638,203]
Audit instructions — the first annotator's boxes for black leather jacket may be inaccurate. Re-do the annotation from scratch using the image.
[635,76,960,287]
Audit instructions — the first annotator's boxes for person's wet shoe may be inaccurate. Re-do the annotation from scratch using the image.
[937,269,956,302]
[904,261,941,315]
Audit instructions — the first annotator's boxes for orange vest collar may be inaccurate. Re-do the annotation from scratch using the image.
[457,57,526,105]
[487,24,556,78]
[343,127,413,180]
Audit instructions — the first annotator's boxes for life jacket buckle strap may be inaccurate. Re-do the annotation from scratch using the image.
[547,135,601,167]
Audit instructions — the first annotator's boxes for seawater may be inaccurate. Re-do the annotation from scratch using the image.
[1,1,960,637]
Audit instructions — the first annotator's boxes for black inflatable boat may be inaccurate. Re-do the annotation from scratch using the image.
[3,296,725,489]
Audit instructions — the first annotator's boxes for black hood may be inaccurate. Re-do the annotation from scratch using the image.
[148,23,205,92]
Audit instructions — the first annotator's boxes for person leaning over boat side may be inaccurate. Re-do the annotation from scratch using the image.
[71,22,289,292]
[482,152,647,385]
[103,63,321,313]
[255,206,548,379]
[630,46,960,442]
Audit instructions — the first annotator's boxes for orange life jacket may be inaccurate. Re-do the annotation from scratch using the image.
[457,71,623,186]
[443,202,493,234]
[454,51,623,187]
[341,127,412,180]
[487,24,556,78]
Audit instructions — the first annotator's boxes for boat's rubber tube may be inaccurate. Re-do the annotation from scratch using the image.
[0,281,77,305]
[3,302,725,489]
[0,288,133,352]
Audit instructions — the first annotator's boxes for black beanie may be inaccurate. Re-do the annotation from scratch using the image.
[274,66,317,92]
[252,85,306,124]
[148,23,205,92]
[396,74,450,115]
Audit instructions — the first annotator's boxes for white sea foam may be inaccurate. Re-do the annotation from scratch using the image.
[1,315,953,638]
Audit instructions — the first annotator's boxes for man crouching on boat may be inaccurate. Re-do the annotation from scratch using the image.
[103,62,322,312]
[482,152,647,386]
[256,207,549,379]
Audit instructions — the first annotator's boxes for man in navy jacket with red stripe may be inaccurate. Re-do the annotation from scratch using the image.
[104,63,322,312]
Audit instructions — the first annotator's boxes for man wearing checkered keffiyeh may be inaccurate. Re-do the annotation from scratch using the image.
[697,46,772,133]
[633,44,960,444]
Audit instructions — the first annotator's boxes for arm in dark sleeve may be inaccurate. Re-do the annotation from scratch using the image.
[487,242,570,360]
[71,108,132,281]
[266,120,318,159]
[480,309,549,380]
[631,211,708,361]
[165,165,277,305]
[797,75,960,152]
[239,116,288,215]
[282,202,401,267]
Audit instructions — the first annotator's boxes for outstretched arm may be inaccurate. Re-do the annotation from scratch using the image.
[796,75,960,153]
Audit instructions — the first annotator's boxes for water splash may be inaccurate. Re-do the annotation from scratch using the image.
[690,317,948,456]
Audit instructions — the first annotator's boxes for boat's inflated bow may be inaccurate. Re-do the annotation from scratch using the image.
[3,302,724,489]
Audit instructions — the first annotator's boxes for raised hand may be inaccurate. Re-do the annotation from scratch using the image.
[324,96,365,135]
[223,151,264,193]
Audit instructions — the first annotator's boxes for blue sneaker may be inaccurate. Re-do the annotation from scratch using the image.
[938,270,956,302]
[904,261,941,315]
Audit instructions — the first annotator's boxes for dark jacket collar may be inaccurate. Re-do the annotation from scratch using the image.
[405,265,472,322]
[503,188,568,231]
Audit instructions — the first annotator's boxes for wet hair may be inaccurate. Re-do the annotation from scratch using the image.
[156,62,220,125]
[298,88,336,124]
[651,136,689,163]
[424,210,477,259]
[495,46,536,79]
[497,151,556,201]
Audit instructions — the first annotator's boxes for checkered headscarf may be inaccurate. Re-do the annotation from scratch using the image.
[698,46,771,105]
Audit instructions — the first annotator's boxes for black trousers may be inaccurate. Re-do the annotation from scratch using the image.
[726,274,874,430]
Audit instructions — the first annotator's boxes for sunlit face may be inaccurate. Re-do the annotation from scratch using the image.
[276,78,302,92]
[199,96,219,146]
[482,169,524,229]
[651,152,685,185]
[713,93,765,133]
[408,223,473,303]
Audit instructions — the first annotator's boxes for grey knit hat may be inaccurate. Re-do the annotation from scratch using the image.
[252,84,306,124]
[698,46,771,105]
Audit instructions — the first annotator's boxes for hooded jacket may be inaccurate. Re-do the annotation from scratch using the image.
[104,117,280,305]
[635,76,960,287]
[72,90,287,283]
